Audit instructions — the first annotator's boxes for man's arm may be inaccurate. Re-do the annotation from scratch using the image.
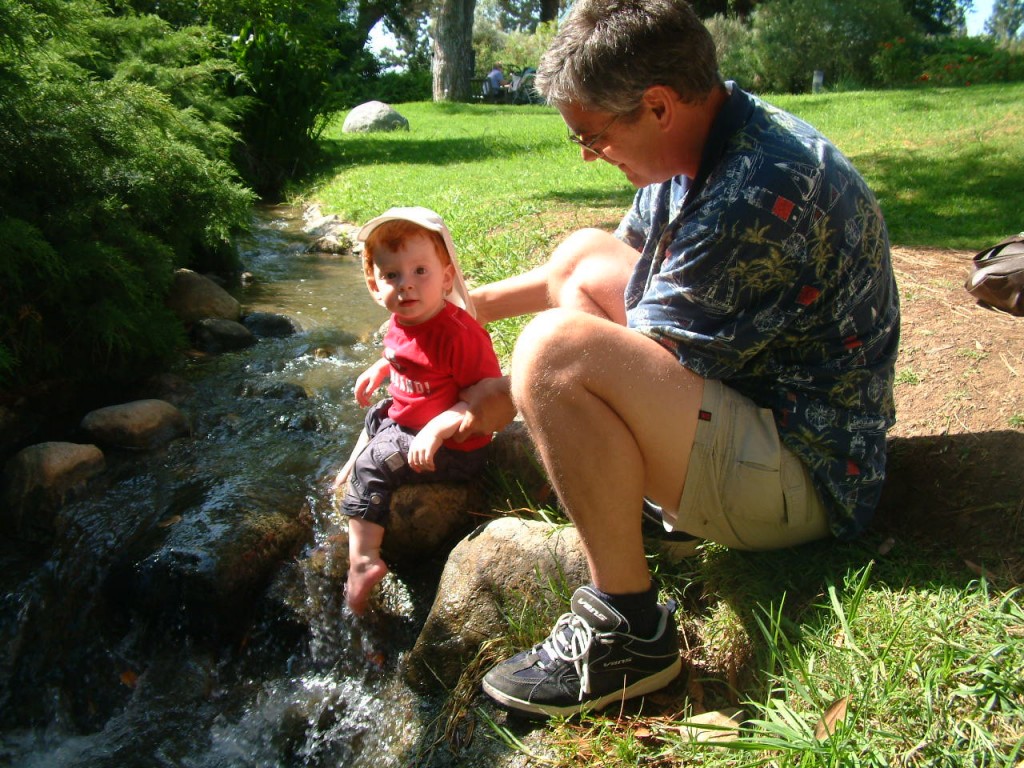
[454,376,516,443]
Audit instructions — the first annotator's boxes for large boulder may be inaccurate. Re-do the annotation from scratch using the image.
[2,441,106,540]
[80,399,189,450]
[166,269,240,324]
[403,517,589,691]
[342,101,410,134]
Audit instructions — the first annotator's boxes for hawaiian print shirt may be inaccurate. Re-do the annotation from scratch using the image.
[618,84,900,539]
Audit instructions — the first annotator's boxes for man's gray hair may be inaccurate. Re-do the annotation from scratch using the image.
[535,0,721,114]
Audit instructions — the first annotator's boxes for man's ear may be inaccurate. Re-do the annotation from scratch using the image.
[642,85,678,127]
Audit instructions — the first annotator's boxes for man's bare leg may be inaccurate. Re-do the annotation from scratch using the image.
[510,308,704,595]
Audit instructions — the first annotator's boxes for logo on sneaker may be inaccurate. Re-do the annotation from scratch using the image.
[602,657,634,668]
[577,599,608,622]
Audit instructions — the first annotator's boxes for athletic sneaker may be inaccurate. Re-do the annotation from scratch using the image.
[481,585,682,717]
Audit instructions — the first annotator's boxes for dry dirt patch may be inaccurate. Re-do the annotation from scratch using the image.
[879,246,1024,584]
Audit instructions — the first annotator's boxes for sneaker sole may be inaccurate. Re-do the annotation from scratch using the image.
[482,656,682,718]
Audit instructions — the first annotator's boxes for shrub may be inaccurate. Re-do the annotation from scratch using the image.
[332,67,432,107]
[751,0,915,92]
[0,0,252,394]
[873,33,1024,87]
[705,13,762,91]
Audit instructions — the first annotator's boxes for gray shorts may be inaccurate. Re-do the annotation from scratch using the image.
[665,380,831,550]
[340,399,487,527]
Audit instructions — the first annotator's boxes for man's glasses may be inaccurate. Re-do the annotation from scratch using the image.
[566,114,620,160]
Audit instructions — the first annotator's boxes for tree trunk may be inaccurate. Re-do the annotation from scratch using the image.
[540,0,559,24]
[432,0,476,101]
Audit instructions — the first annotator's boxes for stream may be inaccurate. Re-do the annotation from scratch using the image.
[0,206,471,767]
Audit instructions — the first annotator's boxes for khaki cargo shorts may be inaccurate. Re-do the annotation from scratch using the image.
[664,380,831,550]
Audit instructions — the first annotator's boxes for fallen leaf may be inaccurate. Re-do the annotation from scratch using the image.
[814,695,852,739]
[677,708,745,743]
[157,514,182,528]
[119,670,138,688]
[633,726,652,739]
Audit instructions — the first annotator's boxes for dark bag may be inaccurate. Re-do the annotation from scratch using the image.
[965,233,1024,316]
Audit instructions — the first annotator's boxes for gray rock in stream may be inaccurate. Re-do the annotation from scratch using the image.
[81,399,190,450]
[166,268,241,324]
[2,441,106,540]
[190,317,256,354]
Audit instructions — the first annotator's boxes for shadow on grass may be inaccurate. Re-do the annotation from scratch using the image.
[855,143,1022,250]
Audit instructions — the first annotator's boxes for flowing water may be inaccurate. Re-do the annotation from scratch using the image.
[0,207,464,767]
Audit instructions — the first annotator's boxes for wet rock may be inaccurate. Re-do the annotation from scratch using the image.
[302,205,340,237]
[342,101,410,134]
[2,441,106,540]
[166,268,240,324]
[81,399,189,450]
[190,317,256,354]
[112,508,311,637]
[404,517,589,691]
[240,381,309,401]
[242,311,302,338]
[307,233,351,255]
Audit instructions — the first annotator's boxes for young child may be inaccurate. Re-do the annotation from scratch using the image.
[333,206,502,615]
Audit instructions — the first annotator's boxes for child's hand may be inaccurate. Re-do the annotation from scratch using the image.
[408,430,442,473]
[354,358,389,406]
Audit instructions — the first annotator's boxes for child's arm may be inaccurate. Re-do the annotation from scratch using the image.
[407,401,469,473]
[354,357,390,407]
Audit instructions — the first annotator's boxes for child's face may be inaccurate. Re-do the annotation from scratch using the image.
[367,232,454,325]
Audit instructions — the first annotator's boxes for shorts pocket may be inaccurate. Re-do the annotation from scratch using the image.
[780,449,811,528]
[724,407,785,525]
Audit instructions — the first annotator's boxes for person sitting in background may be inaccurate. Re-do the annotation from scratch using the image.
[485,63,508,98]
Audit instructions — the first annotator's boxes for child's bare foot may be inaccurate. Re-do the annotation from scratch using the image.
[346,556,389,616]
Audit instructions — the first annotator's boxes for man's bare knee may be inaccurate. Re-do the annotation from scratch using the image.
[511,309,588,403]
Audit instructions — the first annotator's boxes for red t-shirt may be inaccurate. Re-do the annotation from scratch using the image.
[384,302,502,452]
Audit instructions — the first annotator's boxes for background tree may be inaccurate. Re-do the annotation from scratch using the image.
[475,0,565,30]
[987,0,1024,39]
[433,0,477,100]
[902,0,971,33]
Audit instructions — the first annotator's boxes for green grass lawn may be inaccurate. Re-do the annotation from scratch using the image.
[303,85,1024,767]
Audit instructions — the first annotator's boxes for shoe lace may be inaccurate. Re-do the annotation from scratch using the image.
[539,612,598,700]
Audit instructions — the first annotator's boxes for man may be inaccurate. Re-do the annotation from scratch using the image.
[485,63,508,98]
[459,0,900,718]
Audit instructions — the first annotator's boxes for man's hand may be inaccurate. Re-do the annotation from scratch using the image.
[455,376,516,442]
